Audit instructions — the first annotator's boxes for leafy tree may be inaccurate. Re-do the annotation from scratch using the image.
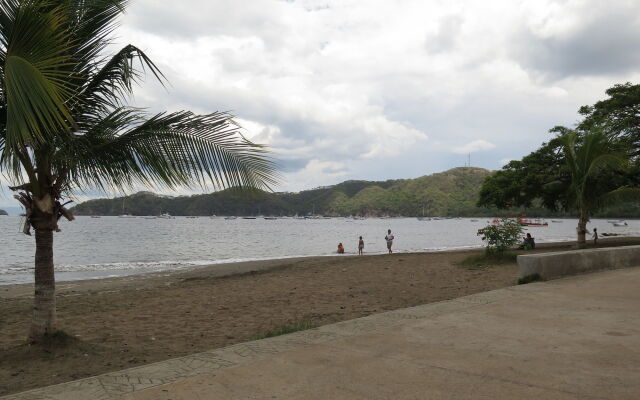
[477,136,566,211]
[578,83,640,156]
[0,0,277,342]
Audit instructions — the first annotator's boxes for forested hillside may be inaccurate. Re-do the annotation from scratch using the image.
[70,165,640,217]
[71,167,500,217]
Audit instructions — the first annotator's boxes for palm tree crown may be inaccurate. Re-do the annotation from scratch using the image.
[561,129,639,245]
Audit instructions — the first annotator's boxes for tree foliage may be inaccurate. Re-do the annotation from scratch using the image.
[478,83,640,223]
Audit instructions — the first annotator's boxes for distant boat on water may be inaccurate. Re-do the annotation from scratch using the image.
[551,220,563,223]
[611,221,628,227]
[521,219,548,227]
[243,217,257,220]
[264,217,278,220]
[224,216,237,220]
[91,216,101,219]
[158,213,175,219]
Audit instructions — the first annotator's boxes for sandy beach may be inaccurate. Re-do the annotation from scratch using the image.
[2,237,640,396]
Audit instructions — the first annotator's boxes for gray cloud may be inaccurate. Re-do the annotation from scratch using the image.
[425,15,464,54]
[512,3,640,80]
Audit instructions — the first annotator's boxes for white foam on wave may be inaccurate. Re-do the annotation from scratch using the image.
[0,254,331,276]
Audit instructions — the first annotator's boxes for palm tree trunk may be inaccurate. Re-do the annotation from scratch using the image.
[29,228,56,341]
[577,213,588,249]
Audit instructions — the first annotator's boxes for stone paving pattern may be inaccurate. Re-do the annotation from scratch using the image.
[3,267,639,400]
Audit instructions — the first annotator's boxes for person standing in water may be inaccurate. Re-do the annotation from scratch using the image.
[337,243,345,254]
[593,228,598,245]
[385,229,394,254]
[358,236,364,255]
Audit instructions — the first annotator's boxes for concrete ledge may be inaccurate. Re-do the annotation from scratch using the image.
[518,245,640,280]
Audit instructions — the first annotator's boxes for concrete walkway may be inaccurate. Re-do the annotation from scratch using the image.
[4,267,640,400]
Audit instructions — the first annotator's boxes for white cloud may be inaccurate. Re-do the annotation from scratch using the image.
[452,140,496,154]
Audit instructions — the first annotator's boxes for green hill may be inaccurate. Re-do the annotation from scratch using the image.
[70,166,640,218]
[71,167,499,217]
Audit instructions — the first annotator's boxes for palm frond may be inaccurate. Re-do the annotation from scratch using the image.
[1,1,76,147]
[52,110,279,194]
[74,44,165,118]
[595,187,640,210]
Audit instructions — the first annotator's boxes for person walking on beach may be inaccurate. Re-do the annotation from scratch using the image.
[358,236,364,255]
[593,228,598,245]
[385,229,394,254]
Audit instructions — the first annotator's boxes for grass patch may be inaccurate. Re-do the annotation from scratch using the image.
[250,320,315,341]
[458,251,518,270]
[518,273,543,285]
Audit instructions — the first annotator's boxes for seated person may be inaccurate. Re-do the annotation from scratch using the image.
[337,243,345,254]
[519,233,535,250]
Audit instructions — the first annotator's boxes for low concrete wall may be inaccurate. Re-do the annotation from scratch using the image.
[518,245,640,280]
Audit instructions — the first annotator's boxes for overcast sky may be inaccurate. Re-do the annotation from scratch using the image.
[2,0,640,208]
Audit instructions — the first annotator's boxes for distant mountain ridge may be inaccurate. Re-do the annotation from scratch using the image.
[71,167,499,217]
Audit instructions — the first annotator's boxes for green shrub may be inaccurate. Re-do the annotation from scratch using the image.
[477,217,524,255]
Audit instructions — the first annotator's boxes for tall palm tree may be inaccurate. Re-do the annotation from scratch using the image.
[0,0,278,342]
[561,129,638,247]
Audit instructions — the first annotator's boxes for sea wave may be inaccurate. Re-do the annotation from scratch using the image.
[0,255,327,276]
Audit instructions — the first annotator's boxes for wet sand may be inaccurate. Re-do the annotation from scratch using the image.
[2,237,639,396]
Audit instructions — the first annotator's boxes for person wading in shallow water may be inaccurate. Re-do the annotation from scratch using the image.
[358,236,365,255]
[385,229,394,254]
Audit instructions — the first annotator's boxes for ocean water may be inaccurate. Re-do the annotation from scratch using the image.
[0,216,637,285]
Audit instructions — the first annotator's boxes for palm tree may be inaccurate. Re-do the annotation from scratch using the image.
[561,129,638,247]
[0,0,278,342]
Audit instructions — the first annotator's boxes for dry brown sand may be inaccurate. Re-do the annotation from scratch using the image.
[1,238,639,396]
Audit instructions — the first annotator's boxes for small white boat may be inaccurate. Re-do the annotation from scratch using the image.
[612,221,628,227]
[158,213,175,219]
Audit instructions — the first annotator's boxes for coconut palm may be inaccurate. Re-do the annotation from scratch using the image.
[561,129,639,247]
[0,0,278,341]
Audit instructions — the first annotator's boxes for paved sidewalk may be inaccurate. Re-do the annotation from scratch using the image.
[4,267,640,400]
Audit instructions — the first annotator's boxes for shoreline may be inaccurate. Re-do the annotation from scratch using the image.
[4,236,639,298]
[3,236,640,396]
